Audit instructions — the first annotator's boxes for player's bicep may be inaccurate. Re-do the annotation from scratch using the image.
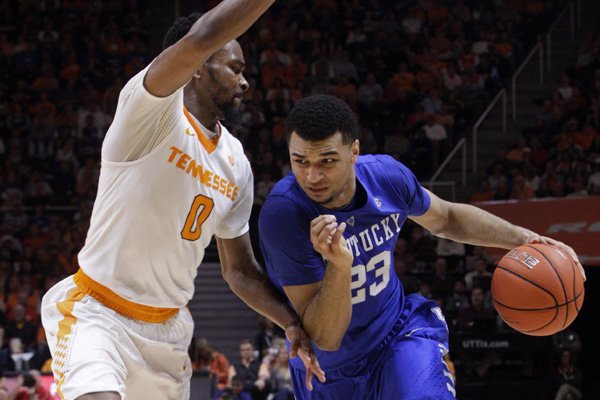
[283,282,322,319]
[145,34,211,97]
[409,188,450,234]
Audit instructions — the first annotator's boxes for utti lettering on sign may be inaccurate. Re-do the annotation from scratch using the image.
[505,250,540,269]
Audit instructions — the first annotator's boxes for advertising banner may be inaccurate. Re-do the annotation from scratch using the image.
[474,196,600,266]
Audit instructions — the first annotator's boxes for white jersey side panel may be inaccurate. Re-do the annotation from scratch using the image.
[78,67,253,308]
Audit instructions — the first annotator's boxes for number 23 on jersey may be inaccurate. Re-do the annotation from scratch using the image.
[351,250,391,305]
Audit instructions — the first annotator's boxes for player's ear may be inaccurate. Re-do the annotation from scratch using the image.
[351,139,360,162]
[193,67,203,79]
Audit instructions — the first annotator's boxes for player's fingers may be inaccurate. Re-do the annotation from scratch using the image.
[305,366,314,391]
[314,222,338,246]
[309,355,326,383]
[330,222,347,245]
[310,215,336,234]
[311,218,336,240]
[561,246,586,281]
[288,336,299,359]
[544,239,586,281]
[297,347,326,383]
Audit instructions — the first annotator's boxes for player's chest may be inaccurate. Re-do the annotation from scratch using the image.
[159,126,243,202]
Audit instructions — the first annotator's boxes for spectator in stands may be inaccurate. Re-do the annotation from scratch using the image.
[445,280,470,331]
[435,237,465,272]
[254,316,284,362]
[12,370,51,400]
[423,114,449,169]
[0,338,34,373]
[458,287,496,333]
[266,341,294,400]
[464,258,492,293]
[469,178,496,203]
[393,258,420,296]
[5,305,37,351]
[510,174,536,200]
[229,339,270,400]
[457,287,499,378]
[430,257,455,300]
[213,375,252,400]
[587,162,600,195]
[553,350,583,400]
[193,338,230,391]
[553,328,582,361]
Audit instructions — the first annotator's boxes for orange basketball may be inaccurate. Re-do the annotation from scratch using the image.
[491,243,584,336]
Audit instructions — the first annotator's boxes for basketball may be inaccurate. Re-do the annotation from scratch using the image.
[491,243,585,336]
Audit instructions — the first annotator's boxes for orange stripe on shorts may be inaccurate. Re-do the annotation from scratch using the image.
[54,285,86,399]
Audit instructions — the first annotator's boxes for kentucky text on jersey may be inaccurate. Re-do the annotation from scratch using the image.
[346,213,402,257]
[167,146,239,201]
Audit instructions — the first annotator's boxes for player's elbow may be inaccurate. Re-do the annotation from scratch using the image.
[311,328,346,351]
[313,336,343,352]
[221,265,243,288]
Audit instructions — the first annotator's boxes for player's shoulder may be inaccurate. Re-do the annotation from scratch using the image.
[259,175,315,236]
[219,124,245,154]
[261,174,310,216]
[357,153,407,170]
[356,154,413,180]
[120,64,151,96]
[267,173,301,201]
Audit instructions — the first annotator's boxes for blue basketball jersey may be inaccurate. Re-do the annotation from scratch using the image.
[259,154,431,370]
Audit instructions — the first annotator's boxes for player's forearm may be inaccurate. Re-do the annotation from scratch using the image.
[224,265,300,330]
[189,0,274,54]
[439,203,534,249]
[301,263,352,351]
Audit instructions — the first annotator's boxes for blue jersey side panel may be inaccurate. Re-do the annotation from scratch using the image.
[259,154,431,370]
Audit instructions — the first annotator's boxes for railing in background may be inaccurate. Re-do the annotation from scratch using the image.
[546,0,580,72]
[426,137,467,199]
[511,39,544,120]
[423,181,457,202]
[513,0,581,120]
[472,89,507,174]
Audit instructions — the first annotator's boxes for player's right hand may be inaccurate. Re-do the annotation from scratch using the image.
[310,215,353,267]
[286,323,326,390]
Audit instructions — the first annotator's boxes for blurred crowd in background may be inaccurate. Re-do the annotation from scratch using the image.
[0,0,598,398]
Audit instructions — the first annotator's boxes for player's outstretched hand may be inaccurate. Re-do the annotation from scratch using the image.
[285,323,326,390]
[310,215,353,267]
[526,235,586,281]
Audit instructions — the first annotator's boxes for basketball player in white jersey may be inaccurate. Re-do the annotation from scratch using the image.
[40,1,324,399]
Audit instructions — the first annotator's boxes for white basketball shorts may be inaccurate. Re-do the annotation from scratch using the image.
[41,273,194,400]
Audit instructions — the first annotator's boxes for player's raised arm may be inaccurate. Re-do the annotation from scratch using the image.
[145,0,274,97]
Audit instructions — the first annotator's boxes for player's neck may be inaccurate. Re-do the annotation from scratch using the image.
[328,178,364,211]
[184,89,220,132]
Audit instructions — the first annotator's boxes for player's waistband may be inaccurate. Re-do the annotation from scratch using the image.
[73,268,180,323]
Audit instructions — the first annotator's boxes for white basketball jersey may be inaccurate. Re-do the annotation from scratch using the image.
[78,66,253,309]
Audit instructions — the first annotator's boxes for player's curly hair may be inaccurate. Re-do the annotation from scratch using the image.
[285,95,359,145]
[162,12,203,50]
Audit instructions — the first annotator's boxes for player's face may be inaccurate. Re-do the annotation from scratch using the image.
[289,131,359,208]
[204,41,248,125]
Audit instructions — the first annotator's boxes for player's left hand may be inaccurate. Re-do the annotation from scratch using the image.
[285,323,326,390]
[526,235,586,281]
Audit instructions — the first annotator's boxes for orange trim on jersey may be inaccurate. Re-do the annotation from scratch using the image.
[54,285,86,399]
[73,268,179,323]
[183,106,221,154]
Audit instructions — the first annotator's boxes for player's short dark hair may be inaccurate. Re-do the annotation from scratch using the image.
[285,95,359,145]
[163,12,202,50]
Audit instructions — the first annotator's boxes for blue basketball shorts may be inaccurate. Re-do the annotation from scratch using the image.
[290,294,456,400]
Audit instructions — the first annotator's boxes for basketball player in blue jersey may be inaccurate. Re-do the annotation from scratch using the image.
[259,95,584,399]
